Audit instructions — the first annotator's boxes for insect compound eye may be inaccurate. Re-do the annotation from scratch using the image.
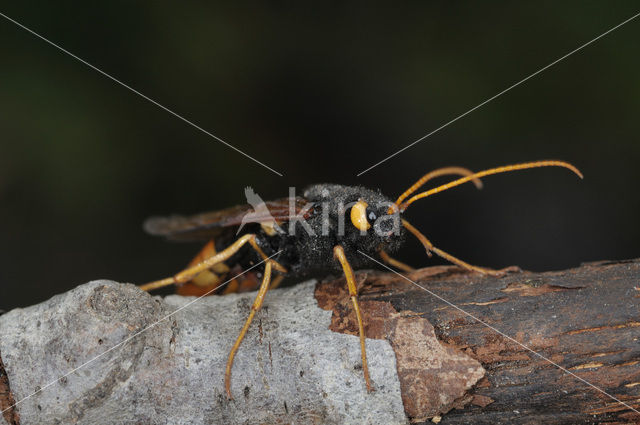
[350,200,371,232]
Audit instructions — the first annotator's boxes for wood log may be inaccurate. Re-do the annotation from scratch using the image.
[1,259,639,424]
[315,259,640,424]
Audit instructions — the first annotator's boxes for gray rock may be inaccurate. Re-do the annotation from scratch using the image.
[0,280,407,425]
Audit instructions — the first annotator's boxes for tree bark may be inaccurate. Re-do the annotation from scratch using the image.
[1,259,639,424]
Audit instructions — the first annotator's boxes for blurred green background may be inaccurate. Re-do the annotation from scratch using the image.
[1,2,639,310]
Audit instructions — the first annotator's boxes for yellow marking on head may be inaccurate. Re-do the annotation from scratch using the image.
[350,200,371,231]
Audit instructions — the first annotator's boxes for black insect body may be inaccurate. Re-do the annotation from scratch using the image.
[277,184,407,273]
[140,160,582,398]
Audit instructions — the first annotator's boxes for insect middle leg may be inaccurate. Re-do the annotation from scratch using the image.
[225,260,274,399]
[402,219,507,276]
[139,234,287,292]
[333,245,373,392]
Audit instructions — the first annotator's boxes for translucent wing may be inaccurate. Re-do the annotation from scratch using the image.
[144,197,312,242]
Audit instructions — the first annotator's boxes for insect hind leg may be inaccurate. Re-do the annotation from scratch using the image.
[139,234,286,292]
[180,240,227,294]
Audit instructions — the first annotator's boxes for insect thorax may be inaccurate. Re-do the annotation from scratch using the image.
[279,184,406,271]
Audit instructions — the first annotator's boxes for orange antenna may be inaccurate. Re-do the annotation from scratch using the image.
[395,166,484,207]
[399,160,583,211]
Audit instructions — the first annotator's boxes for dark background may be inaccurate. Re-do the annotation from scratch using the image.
[1,3,638,310]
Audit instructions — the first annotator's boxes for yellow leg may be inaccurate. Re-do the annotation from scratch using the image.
[225,261,273,399]
[333,245,373,392]
[269,274,285,290]
[189,240,229,288]
[379,249,415,272]
[402,219,505,276]
[139,234,286,292]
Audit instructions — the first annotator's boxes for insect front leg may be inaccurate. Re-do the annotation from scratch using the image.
[139,234,286,292]
[333,245,374,392]
[379,249,415,272]
[402,219,510,276]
